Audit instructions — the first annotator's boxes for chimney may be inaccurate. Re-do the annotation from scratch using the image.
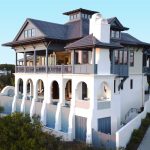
[89,13,110,43]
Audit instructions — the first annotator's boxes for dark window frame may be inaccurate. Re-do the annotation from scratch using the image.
[24,28,36,38]
[111,30,120,39]
[130,79,133,89]
[114,80,116,93]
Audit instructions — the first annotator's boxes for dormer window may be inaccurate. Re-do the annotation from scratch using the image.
[70,13,80,21]
[111,30,120,39]
[24,29,36,38]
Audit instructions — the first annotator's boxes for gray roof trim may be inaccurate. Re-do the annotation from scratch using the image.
[107,17,129,31]
[13,19,46,42]
[65,34,123,50]
[112,33,150,48]
[63,8,98,15]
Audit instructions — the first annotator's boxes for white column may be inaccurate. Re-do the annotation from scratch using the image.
[12,79,18,113]
[86,79,96,144]
[30,81,37,117]
[41,81,49,125]
[55,79,65,130]
[21,79,27,113]
[68,80,76,140]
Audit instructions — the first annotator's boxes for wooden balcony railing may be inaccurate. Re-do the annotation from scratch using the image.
[16,64,97,74]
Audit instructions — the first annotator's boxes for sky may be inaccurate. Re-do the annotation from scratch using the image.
[0,0,150,64]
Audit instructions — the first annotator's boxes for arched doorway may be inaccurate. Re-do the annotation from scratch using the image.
[76,82,88,100]
[51,81,59,105]
[37,79,44,102]
[65,80,72,106]
[26,79,33,100]
[18,78,23,99]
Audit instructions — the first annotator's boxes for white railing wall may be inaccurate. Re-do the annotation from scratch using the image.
[116,97,150,149]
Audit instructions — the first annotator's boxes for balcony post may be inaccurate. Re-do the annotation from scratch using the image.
[15,52,18,72]
[71,50,75,73]
[24,52,26,73]
[34,50,36,73]
[46,48,48,73]
[92,48,96,73]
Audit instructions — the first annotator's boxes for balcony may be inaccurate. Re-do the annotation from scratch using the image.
[15,64,97,74]
[97,100,111,110]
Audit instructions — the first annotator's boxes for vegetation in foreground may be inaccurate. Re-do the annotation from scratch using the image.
[126,113,150,150]
[0,113,105,150]
[0,64,15,91]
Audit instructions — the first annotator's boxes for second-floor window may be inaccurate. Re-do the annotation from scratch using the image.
[111,30,120,39]
[130,51,134,66]
[114,50,128,65]
[24,29,36,38]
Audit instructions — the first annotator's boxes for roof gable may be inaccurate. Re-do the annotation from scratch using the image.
[107,17,129,31]
[14,19,45,42]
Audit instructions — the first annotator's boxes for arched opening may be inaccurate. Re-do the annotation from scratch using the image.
[65,80,72,106]
[51,81,59,104]
[76,82,88,100]
[97,82,111,100]
[26,79,33,100]
[18,78,23,99]
[37,79,44,102]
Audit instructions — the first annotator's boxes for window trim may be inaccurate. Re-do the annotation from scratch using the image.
[130,79,133,89]
[24,28,36,38]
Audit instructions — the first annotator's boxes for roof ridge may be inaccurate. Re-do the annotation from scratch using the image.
[28,18,65,26]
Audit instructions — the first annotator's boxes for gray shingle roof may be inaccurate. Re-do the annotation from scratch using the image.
[112,33,150,47]
[29,18,89,41]
[29,18,67,40]
[65,34,123,50]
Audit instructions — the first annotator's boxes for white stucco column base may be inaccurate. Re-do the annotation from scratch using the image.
[30,98,36,117]
[12,95,17,113]
[86,109,94,144]
[68,111,75,141]
[20,96,26,113]
[55,103,62,131]
[40,101,47,125]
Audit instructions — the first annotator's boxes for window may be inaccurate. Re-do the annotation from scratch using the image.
[111,30,115,38]
[77,13,80,19]
[130,51,134,66]
[24,30,28,38]
[114,50,119,64]
[24,29,36,38]
[82,13,85,18]
[114,50,128,65]
[116,31,120,38]
[119,51,123,64]
[120,80,123,90]
[28,29,32,37]
[114,80,116,93]
[82,51,88,64]
[82,82,87,100]
[31,29,36,37]
[111,30,120,39]
[130,79,133,89]
[123,51,128,64]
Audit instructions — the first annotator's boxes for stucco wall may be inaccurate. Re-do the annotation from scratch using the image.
[129,48,143,75]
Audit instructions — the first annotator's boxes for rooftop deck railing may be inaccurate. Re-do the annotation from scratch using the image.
[16,64,97,74]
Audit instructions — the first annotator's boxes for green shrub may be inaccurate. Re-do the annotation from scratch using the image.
[126,113,150,150]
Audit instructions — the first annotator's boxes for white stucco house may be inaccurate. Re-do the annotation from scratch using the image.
[2,8,150,147]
